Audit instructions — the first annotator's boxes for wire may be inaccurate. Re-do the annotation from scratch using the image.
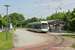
[28,0,43,16]
[28,0,75,19]
[30,0,59,16]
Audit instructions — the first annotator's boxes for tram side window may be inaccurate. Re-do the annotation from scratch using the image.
[27,25,31,28]
[38,24,41,29]
[34,24,37,29]
[34,24,41,29]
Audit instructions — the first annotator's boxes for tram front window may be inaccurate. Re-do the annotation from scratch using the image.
[41,23,47,29]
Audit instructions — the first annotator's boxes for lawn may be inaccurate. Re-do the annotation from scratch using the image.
[63,31,75,34]
[59,34,75,38]
[0,32,13,50]
[59,34,75,48]
[71,44,75,48]
[68,31,75,33]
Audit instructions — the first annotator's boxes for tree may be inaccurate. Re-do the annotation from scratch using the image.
[46,16,51,20]
[0,14,6,27]
[8,13,25,27]
[3,13,25,27]
[42,18,46,21]
[39,18,46,21]
[39,18,42,21]
[30,17,38,22]
[71,8,75,19]
[70,17,75,31]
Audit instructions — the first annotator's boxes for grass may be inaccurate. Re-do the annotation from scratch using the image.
[63,31,75,33]
[0,32,13,50]
[59,34,75,38]
[71,44,75,48]
[68,31,75,33]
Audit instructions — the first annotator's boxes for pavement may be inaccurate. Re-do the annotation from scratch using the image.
[12,29,75,50]
[13,29,51,48]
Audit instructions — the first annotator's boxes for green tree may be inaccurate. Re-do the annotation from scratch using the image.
[39,18,42,21]
[0,14,6,27]
[71,8,75,19]
[39,18,46,21]
[46,16,51,20]
[30,17,38,22]
[42,18,46,21]
[8,13,25,27]
[70,17,75,31]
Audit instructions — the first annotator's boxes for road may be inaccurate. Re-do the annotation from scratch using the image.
[12,29,75,50]
[13,29,51,48]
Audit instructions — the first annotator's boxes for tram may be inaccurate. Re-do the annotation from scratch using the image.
[27,21,48,33]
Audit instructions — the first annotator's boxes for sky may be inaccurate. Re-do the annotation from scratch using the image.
[0,0,75,20]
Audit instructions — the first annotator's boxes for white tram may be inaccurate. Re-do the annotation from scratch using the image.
[27,21,48,33]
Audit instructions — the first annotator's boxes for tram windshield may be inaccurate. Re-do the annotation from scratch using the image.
[41,23,47,29]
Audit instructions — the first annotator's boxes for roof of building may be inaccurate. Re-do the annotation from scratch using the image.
[47,19,65,24]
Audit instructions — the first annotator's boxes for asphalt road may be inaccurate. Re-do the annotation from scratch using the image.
[13,29,50,48]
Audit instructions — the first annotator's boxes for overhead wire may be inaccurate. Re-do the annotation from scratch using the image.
[28,0,43,17]
[30,0,60,17]
[28,0,75,19]
[41,2,75,17]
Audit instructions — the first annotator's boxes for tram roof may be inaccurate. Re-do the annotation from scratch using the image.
[28,21,47,25]
[47,19,65,24]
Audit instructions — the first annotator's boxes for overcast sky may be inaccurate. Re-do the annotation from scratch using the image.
[0,0,75,19]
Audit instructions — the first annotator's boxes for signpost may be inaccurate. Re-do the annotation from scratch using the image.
[10,23,13,33]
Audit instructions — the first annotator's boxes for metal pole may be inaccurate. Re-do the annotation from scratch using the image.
[4,5,10,40]
[67,16,69,34]
[19,8,20,26]
[6,7,8,40]
[67,18,68,34]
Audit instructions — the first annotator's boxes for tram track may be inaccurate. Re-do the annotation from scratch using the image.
[60,36,75,47]
[44,35,64,50]
[25,34,64,50]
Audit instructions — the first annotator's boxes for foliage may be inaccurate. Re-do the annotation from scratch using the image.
[30,17,38,22]
[46,8,75,31]
[0,14,6,27]
[3,13,25,27]
[0,32,13,50]
[70,17,75,31]
[39,18,46,21]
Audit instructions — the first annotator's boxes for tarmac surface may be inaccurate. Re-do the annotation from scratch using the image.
[12,29,75,50]
[13,29,51,48]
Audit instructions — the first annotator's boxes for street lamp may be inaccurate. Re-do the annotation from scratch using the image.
[4,5,10,40]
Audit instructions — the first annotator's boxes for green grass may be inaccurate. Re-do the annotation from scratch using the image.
[63,31,75,33]
[68,31,75,33]
[71,44,75,48]
[59,34,75,38]
[0,32,13,50]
